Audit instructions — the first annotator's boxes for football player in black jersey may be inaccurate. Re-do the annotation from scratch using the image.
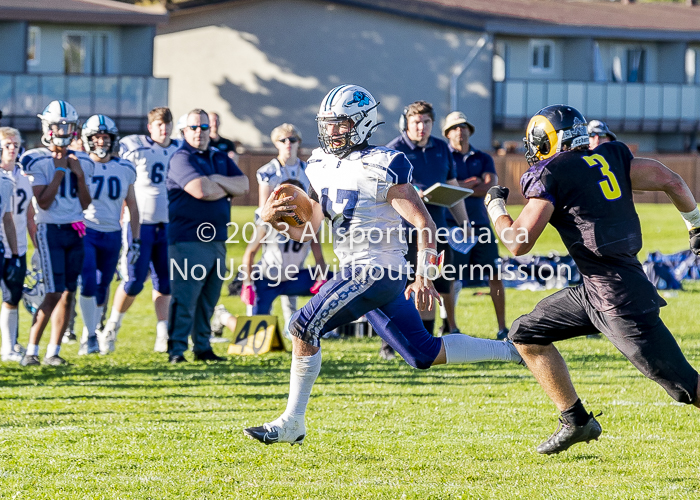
[485,104,700,455]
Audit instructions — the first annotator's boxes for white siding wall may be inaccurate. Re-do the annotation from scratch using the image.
[154,0,492,149]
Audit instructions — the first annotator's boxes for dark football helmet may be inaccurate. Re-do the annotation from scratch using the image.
[524,104,589,165]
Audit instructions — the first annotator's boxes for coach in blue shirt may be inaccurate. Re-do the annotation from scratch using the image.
[167,109,248,363]
[385,101,469,347]
[443,111,508,340]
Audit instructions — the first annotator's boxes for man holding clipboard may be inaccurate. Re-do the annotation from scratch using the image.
[385,101,470,359]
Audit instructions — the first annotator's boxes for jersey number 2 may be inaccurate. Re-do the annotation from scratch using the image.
[583,154,621,201]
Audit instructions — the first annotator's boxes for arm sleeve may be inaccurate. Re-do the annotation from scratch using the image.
[168,153,202,189]
[520,163,556,205]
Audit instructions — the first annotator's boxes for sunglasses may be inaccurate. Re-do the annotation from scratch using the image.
[187,124,210,131]
[278,137,299,144]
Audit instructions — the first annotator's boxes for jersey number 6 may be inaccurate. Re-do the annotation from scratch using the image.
[583,154,622,201]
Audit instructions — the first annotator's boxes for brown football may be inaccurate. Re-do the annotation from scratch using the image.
[276,184,313,227]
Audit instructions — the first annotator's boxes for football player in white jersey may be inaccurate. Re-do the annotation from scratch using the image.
[0,127,26,362]
[20,100,93,366]
[244,85,524,445]
[104,107,179,352]
[78,115,140,356]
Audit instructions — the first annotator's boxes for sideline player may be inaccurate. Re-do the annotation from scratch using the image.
[212,179,328,334]
[244,85,523,445]
[0,127,36,362]
[104,107,179,352]
[0,127,23,362]
[486,104,700,454]
[78,115,139,355]
[20,100,93,366]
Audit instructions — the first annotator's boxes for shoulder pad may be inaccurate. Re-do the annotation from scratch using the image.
[119,135,150,154]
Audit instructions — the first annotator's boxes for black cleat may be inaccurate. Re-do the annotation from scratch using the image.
[169,354,187,364]
[497,328,510,340]
[243,417,305,446]
[193,350,225,362]
[42,355,69,366]
[20,354,40,367]
[537,412,602,455]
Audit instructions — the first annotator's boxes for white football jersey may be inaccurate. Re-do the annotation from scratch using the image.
[22,147,95,224]
[305,146,413,271]
[256,158,310,191]
[84,157,137,232]
[258,225,311,282]
[0,166,32,257]
[119,135,180,224]
[0,172,14,251]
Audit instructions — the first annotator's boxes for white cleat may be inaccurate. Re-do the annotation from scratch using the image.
[98,324,116,355]
[210,304,228,336]
[2,351,23,362]
[79,327,100,356]
[243,415,306,446]
[154,329,168,353]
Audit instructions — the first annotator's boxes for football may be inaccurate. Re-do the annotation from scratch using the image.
[276,184,313,227]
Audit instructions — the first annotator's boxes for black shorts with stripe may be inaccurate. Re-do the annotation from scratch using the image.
[510,284,698,405]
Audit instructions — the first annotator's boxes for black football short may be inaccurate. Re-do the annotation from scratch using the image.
[510,284,698,405]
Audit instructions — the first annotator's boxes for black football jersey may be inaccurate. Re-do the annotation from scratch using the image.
[520,141,663,316]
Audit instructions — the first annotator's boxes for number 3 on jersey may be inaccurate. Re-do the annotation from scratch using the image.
[584,154,621,201]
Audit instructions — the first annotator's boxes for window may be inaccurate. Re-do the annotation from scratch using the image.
[63,31,110,75]
[493,42,507,82]
[626,48,645,83]
[530,40,554,73]
[27,26,40,66]
[686,48,698,85]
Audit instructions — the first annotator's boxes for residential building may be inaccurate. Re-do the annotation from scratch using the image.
[0,0,169,145]
[156,0,700,154]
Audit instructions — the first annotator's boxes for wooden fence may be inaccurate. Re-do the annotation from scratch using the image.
[233,149,700,207]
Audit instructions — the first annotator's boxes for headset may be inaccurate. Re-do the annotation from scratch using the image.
[399,106,409,132]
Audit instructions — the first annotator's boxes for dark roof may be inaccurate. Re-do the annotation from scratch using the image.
[170,0,700,40]
[0,0,168,25]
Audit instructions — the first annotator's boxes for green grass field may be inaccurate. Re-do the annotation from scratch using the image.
[1,204,699,499]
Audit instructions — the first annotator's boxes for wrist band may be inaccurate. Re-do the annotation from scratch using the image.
[55,167,68,174]
[486,198,509,224]
[680,207,700,230]
[416,248,444,281]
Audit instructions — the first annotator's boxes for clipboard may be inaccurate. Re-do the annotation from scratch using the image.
[422,183,473,208]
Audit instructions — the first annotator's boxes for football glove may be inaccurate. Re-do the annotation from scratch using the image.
[690,227,700,256]
[484,185,510,206]
[128,238,141,265]
[241,284,255,306]
[5,255,23,287]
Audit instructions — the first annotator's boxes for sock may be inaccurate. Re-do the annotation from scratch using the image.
[0,305,16,355]
[156,320,168,339]
[109,309,125,329]
[422,319,435,335]
[442,333,518,364]
[27,343,39,356]
[279,349,322,421]
[80,296,98,338]
[562,398,590,426]
[439,303,447,320]
[46,343,60,358]
[96,305,104,330]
